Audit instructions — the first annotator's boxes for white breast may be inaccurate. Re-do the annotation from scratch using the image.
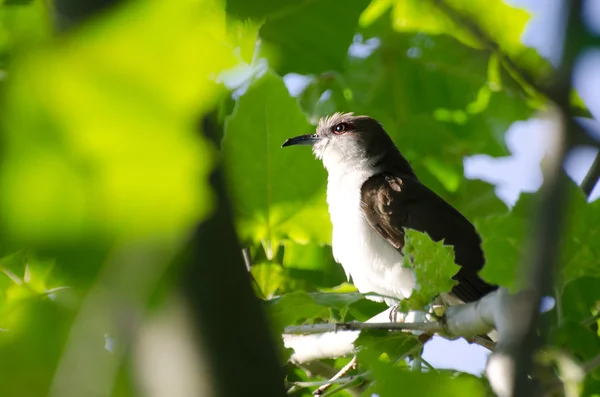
[325,165,416,305]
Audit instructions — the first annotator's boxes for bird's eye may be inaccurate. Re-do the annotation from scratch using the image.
[333,123,347,134]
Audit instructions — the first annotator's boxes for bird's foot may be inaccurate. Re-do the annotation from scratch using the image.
[388,304,405,323]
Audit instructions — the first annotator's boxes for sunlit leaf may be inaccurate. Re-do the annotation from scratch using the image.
[0,0,237,245]
[223,71,331,245]
[401,230,459,310]
[266,291,331,335]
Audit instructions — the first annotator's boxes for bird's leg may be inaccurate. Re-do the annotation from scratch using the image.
[388,304,406,323]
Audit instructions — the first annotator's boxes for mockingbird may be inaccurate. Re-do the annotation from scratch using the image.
[282,112,497,306]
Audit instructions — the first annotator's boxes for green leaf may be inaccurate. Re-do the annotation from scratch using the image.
[256,0,371,75]
[0,250,61,331]
[446,179,508,220]
[282,241,346,288]
[251,262,286,299]
[360,0,552,85]
[559,190,600,287]
[477,183,600,290]
[550,321,600,362]
[223,71,331,245]
[561,277,600,324]
[359,347,485,397]
[401,230,459,310]
[475,194,531,290]
[0,0,237,245]
[267,291,331,335]
[355,329,419,361]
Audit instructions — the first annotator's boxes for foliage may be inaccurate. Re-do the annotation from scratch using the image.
[0,0,598,396]
[401,230,459,310]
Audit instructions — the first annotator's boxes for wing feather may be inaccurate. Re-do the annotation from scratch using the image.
[360,173,497,303]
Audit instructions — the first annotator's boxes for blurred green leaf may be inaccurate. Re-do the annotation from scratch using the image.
[401,229,459,310]
[446,179,508,220]
[1,0,239,245]
[267,291,332,336]
[223,71,331,245]
[255,0,371,75]
[0,300,73,396]
[550,321,600,362]
[0,0,51,65]
[561,277,600,324]
[475,194,531,290]
[360,0,552,84]
[355,329,419,361]
[251,262,286,299]
[359,345,485,396]
[477,182,600,290]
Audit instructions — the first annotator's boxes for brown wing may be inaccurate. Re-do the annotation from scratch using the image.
[360,172,497,303]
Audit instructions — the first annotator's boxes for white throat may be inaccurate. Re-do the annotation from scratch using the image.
[321,150,416,305]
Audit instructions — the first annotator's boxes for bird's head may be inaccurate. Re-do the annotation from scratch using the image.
[281,112,397,171]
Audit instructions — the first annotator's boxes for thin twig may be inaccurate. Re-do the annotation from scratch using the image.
[414,356,438,373]
[289,373,366,389]
[314,356,358,395]
[319,376,365,397]
[297,361,363,397]
[242,247,252,271]
[284,321,442,335]
[581,152,600,198]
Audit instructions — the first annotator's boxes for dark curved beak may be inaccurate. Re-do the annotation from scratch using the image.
[281,134,321,148]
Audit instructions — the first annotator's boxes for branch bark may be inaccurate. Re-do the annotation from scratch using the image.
[177,114,286,396]
[283,291,504,363]
[581,152,600,197]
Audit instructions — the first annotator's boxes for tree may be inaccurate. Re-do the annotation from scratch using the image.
[0,0,598,396]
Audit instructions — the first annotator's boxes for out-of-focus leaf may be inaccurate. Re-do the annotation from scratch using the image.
[477,182,600,290]
[475,194,531,290]
[560,189,600,286]
[225,0,289,19]
[550,321,600,362]
[0,250,65,332]
[0,0,51,64]
[0,0,238,245]
[355,330,419,361]
[360,0,551,84]
[282,240,346,288]
[297,73,354,121]
[359,345,485,396]
[446,179,509,220]
[401,230,459,310]
[251,262,286,299]
[256,0,371,75]
[308,292,364,310]
[266,291,331,335]
[0,300,73,396]
[561,277,600,324]
[223,71,331,245]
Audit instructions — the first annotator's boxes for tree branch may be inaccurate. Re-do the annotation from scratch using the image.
[581,152,600,197]
[284,321,442,335]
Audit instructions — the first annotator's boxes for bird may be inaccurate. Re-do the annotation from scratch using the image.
[281,112,497,306]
